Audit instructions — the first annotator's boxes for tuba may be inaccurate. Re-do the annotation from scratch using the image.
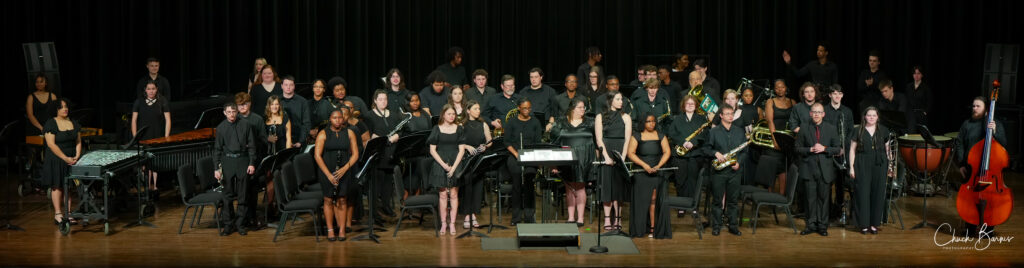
[688,84,719,115]
[492,107,520,137]
[750,119,793,150]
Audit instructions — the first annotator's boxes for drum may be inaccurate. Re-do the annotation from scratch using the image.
[897,134,952,173]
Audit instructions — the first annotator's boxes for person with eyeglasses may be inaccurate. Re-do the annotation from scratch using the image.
[795,103,841,236]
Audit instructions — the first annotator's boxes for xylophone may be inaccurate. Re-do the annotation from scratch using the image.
[139,128,215,172]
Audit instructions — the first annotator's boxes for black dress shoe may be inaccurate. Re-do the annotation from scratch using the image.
[728,228,742,236]
[237,226,248,236]
[818,230,828,236]
[860,228,868,234]
[800,229,815,235]
[220,226,234,236]
[712,229,721,236]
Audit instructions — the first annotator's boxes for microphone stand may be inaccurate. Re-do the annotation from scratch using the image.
[124,126,156,229]
[589,146,610,253]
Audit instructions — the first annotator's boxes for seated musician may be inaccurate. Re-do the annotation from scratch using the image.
[666,95,708,217]
[504,98,543,225]
[131,81,171,198]
[708,106,747,236]
[548,99,594,227]
[213,102,257,236]
[626,114,672,238]
[955,97,1007,236]
[42,98,81,227]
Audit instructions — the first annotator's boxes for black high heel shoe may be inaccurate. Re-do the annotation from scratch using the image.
[327,229,337,242]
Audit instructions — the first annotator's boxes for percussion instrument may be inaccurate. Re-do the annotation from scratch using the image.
[25,127,103,146]
[139,128,215,172]
[897,134,952,173]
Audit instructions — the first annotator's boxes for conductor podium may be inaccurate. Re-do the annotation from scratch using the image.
[515,223,580,248]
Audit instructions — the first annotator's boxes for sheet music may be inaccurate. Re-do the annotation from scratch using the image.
[520,148,575,162]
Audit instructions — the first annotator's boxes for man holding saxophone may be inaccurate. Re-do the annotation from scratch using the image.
[708,106,748,236]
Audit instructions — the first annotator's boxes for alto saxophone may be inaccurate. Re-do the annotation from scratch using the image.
[674,121,712,156]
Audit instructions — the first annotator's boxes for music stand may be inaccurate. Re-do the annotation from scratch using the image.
[878,110,909,135]
[123,126,157,229]
[352,137,388,244]
[456,149,509,239]
[1,121,25,231]
[600,151,632,237]
[391,130,430,220]
[589,149,630,253]
[911,125,941,229]
[519,143,571,223]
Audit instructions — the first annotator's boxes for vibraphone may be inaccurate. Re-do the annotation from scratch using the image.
[139,128,215,172]
[62,150,150,235]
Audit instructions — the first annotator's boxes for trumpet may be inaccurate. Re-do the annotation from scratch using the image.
[492,107,520,137]
[674,121,712,156]
[712,136,753,170]
[750,119,793,149]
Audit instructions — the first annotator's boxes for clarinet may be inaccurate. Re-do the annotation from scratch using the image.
[334,149,344,197]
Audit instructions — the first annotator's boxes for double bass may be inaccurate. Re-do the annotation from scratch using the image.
[956,80,1013,227]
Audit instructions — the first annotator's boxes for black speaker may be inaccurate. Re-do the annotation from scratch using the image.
[22,42,62,96]
[982,43,1020,105]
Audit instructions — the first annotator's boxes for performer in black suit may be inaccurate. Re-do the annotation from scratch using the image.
[795,103,841,236]
[708,106,747,236]
[213,102,257,236]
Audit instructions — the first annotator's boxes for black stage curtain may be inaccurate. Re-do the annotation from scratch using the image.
[3,0,1022,134]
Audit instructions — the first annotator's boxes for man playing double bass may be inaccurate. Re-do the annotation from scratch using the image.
[955,96,1007,236]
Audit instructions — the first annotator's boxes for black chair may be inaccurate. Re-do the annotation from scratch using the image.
[192,156,221,226]
[392,173,439,237]
[175,163,225,234]
[744,164,800,234]
[662,167,707,239]
[291,153,323,194]
[271,170,323,242]
[281,162,322,201]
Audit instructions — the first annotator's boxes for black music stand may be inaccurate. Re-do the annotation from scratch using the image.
[352,137,388,244]
[911,125,941,230]
[600,151,632,238]
[123,126,157,229]
[1,121,25,231]
[878,110,909,135]
[391,130,430,221]
[456,148,509,239]
[519,143,571,223]
[589,150,631,253]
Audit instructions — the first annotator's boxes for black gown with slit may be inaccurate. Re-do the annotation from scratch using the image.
[628,132,672,239]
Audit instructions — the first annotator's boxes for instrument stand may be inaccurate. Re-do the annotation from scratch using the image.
[124,127,156,230]
[589,160,609,253]
[458,152,505,239]
[352,168,382,243]
[353,140,388,244]
[911,125,941,230]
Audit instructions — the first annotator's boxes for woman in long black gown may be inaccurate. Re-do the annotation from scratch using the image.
[314,108,359,241]
[458,99,491,228]
[627,114,672,238]
[43,99,81,226]
[428,105,467,235]
[549,99,595,226]
[401,93,433,202]
[132,81,172,193]
[849,107,891,235]
[595,91,632,230]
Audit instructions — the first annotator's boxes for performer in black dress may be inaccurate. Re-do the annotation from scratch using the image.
[549,99,595,226]
[341,100,369,227]
[25,73,58,136]
[458,100,491,228]
[447,87,467,118]
[504,98,543,225]
[763,79,796,194]
[848,107,892,235]
[365,90,405,217]
[627,114,672,238]
[401,92,433,202]
[246,57,267,91]
[595,91,632,230]
[314,108,359,242]
[249,64,283,117]
[42,99,81,227]
[132,81,172,193]
[666,95,708,217]
[264,95,292,154]
[428,105,467,235]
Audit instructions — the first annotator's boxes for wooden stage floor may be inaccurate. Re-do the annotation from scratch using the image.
[1,170,1023,267]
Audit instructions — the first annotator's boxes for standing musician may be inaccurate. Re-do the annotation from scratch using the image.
[365,90,404,218]
[548,74,589,131]
[666,95,708,218]
[626,114,672,238]
[592,75,631,115]
[484,75,519,133]
[428,104,467,236]
[131,81,171,196]
[213,102,257,236]
[401,92,433,202]
[848,107,891,235]
[708,106,747,236]
[250,64,282,117]
[279,76,311,147]
[264,95,292,154]
[26,73,58,137]
[235,92,269,222]
[633,78,670,126]
[795,103,840,236]
[340,101,368,227]
[458,99,491,229]
[763,79,796,194]
[384,68,411,114]
[789,82,818,134]
[595,91,632,230]
[42,98,80,228]
[314,108,359,242]
[309,79,333,138]
[822,85,854,221]
[955,97,1006,235]
[548,99,595,226]
[504,98,543,225]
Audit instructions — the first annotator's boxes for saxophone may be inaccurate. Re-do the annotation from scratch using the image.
[712,138,752,170]
[674,120,712,156]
